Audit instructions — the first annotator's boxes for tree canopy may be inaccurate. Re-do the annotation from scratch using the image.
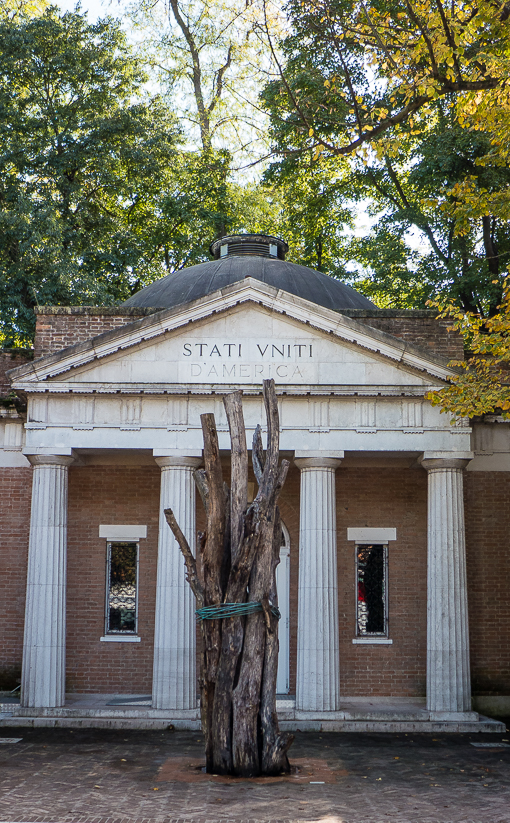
[0,7,183,345]
[261,0,510,312]
[4,0,510,353]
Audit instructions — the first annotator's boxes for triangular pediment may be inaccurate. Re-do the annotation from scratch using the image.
[9,279,453,392]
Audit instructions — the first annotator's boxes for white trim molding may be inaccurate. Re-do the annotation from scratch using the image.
[100,635,141,643]
[347,527,397,543]
[352,637,393,645]
[99,525,147,541]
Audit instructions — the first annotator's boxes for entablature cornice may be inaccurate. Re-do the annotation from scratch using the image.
[16,382,441,397]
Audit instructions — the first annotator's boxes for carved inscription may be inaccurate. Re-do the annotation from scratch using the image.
[180,339,315,383]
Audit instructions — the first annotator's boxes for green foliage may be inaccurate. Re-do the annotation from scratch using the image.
[0,6,180,346]
[342,104,510,312]
[0,0,49,21]
[262,0,510,161]
[428,285,510,419]
[263,158,352,277]
[347,227,431,309]
[261,1,510,312]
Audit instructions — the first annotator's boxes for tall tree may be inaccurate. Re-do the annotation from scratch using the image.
[263,156,353,276]
[0,7,180,346]
[262,0,510,159]
[127,0,286,244]
[129,0,282,157]
[261,0,510,310]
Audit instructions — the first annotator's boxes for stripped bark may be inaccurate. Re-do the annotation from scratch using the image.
[165,379,293,776]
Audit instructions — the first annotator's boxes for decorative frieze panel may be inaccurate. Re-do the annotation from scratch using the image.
[28,396,48,429]
[401,399,423,431]
[356,400,376,432]
[3,422,23,450]
[73,396,95,430]
[120,397,142,430]
[309,399,330,432]
[167,397,188,431]
[20,391,473,457]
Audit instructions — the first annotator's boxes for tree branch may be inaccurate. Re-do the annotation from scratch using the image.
[384,157,448,263]
[168,0,211,149]
[164,507,204,607]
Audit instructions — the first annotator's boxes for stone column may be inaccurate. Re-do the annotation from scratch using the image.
[152,456,202,710]
[22,454,74,708]
[421,453,476,719]
[294,454,343,713]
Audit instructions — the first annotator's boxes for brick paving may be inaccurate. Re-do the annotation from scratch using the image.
[0,725,509,823]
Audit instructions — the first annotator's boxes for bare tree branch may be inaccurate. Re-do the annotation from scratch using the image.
[164,507,204,606]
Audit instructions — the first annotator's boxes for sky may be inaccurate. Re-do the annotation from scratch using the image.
[55,0,116,21]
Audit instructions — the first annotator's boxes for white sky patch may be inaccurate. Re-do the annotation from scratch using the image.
[54,0,112,20]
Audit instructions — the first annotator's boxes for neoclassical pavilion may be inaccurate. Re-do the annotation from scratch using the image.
[1,235,509,731]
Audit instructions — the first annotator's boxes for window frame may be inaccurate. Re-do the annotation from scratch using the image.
[104,540,140,637]
[354,542,389,640]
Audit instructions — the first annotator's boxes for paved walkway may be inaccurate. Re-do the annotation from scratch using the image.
[0,725,509,823]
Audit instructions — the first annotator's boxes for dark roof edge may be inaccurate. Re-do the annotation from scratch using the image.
[34,306,158,316]
[341,309,443,318]
[34,305,441,319]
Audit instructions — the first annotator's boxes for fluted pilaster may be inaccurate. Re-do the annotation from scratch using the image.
[422,455,474,718]
[22,454,74,708]
[295,456,342,712]
[152,456,201,710]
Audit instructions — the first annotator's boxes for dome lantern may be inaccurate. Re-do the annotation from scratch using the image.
[210,234,289,261]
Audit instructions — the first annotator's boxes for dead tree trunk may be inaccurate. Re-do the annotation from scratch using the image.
[164,378,294,776]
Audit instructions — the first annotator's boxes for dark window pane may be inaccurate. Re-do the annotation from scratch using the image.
[107,542,137,633]
[357,544,386,635]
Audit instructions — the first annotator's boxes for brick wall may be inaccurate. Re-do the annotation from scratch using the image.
[465,472,510,696]
[201,462,428,697]
[342,310,464,362]
[33,308,156,360]
[0,350,32,396]
[66,465,160,694]
[336,467,428,697]
[33,307,463,362]
[0,468,32,690]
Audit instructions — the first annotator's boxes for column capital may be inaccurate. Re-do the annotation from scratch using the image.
[294,451,343,471]
[154,455,202,470]
[420,451,473,472]
[24,453,75,468]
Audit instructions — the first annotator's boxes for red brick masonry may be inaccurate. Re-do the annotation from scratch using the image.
[32,306,463,362]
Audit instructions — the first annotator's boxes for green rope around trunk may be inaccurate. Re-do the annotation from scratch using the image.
[196,602,281,621]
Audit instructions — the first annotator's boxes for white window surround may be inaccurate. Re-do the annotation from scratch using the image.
[100,528,145,642]
[100,635,141,643]
[99,525,147,541]
[347,527,396,543]
[352,637,393,645]
[350,528,396,644]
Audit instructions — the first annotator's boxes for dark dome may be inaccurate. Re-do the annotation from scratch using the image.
[122,234,376,312]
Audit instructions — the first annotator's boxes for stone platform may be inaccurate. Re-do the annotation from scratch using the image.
[0,695,505,733]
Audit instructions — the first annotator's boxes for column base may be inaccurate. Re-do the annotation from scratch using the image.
[428,711,479,721]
